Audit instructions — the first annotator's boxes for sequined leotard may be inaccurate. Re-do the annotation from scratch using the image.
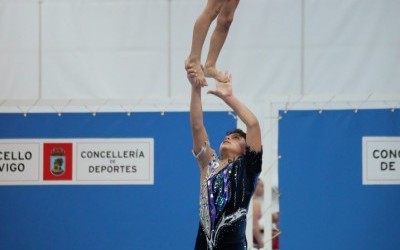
[194,146,262,250]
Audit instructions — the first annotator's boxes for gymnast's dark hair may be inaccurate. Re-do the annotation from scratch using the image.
[226,128,246,139]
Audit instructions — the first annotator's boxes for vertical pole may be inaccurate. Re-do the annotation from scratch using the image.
[38,0,43,99]
[167,0,172,97]
[300,0,305,96]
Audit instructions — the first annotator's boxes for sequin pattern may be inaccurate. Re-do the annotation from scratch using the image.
[199,153,219,238]
[209,163,232,225]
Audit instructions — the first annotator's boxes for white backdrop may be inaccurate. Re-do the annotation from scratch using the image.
[1,0,399,101]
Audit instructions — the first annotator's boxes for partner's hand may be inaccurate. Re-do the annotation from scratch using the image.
[207,72,232,99]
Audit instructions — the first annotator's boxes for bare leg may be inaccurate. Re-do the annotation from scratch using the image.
[204,0,240,82]
[186,0,225,86]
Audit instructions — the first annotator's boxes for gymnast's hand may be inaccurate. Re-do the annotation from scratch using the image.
[185,62,208,87]
[207,72,232,99]
[186,63,199,87]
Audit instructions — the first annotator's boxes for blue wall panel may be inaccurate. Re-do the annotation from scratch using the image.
[278,109,400,250]
[0,112,236,250]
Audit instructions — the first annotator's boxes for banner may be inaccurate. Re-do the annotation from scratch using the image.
[0,111,236,250]
[363,136,400,185]
[0,138,154,185]
[279,109,400,250]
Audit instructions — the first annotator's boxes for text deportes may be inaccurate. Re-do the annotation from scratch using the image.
[88,165,137,173]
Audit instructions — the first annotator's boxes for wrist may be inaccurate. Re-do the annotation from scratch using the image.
[222,94,235,103]
[191,85,202,93]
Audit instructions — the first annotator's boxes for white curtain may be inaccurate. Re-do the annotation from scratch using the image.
[0,0,399,100]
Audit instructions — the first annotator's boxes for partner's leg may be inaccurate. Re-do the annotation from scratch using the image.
[186,0,225,86]
[204,0,240,82]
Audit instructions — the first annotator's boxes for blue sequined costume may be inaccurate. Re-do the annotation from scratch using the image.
[194,146,262,250]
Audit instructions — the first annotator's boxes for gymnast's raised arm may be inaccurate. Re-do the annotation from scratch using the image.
[207,74,261,152]
[186,64,213,168]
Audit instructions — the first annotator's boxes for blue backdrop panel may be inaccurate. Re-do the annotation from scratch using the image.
[278,109,400,250]
[0,112,236,250]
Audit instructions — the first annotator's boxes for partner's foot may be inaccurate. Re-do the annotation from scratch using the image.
[204,66,229,83]
[185,58,207,87]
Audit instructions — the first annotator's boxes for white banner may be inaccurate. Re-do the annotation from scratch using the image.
[0,143,40,182]
[76,141,152,182]
[362,137,400,185]
[0,138,154,185]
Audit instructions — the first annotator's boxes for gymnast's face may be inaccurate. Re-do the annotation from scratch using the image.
[219,133,246,157]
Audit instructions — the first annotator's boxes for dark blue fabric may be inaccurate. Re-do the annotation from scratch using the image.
[195,147,262,249]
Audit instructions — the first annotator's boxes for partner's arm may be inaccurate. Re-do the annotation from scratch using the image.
[208,74,261,152]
